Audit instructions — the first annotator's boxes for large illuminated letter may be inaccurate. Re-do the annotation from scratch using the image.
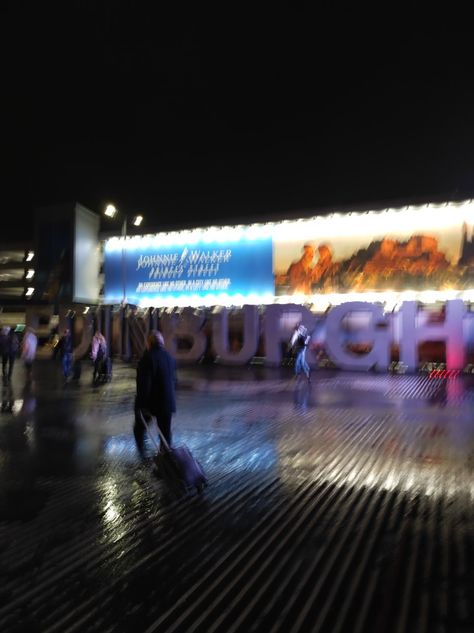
[212,305,259,365]
[160,308,207,362]
[111,307,124,358]
[264,304,316,366]
[102,306,112,348]
[399,300,465,371]
[25,305,51,331]
[73,311,93,359]
[325,302,390,371]
[159,309,176,352]
[127,311,150,359]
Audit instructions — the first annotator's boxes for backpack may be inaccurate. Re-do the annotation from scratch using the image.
[297,333,307,347]
[291,326,309,352]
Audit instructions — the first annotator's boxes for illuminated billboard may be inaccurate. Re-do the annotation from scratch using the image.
[273,203,474,296]
[104,229,274,305]
[103,201,474,306]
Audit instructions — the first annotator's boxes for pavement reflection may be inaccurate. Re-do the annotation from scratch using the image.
[0,361,474,632]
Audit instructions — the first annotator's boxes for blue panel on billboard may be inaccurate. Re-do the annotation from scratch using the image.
[104,236,274,303]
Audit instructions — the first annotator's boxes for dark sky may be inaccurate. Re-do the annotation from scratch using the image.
[2,4,474,239]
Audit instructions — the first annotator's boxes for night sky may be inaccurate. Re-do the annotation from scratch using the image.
[2,4,474,239]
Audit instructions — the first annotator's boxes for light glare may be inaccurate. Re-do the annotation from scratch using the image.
[105,204,117,218]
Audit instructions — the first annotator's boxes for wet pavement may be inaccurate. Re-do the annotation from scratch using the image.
[1,359,474,632]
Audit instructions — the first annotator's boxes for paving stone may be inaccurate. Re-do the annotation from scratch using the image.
[0,361,473,632]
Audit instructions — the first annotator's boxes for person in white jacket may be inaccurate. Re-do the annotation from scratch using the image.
[91,331,107,383]
[21,327,38,382]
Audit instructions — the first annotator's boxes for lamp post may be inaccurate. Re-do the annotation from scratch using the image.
[104,204,143,306]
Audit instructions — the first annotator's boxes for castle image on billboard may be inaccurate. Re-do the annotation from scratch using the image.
[275,222,474,295]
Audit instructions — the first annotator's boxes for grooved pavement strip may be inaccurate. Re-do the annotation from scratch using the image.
[1,361,474,632]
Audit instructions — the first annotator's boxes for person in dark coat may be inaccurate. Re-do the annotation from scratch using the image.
[134,330,177,455]
[59,328,73,381]
[1,327,20,385]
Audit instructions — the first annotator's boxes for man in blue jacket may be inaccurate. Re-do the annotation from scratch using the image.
[134,330,177,455]
[59,328,73,382]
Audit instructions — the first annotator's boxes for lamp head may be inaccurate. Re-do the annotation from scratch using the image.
[104,204,117,218]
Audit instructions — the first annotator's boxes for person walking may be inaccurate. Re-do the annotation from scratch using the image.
[1,327,19,385]
[91,331,107,383]
[134,330,176,455]
[21,327,37,383]
[290,323,311,381]
[0,327,9,385]
[59,328,73,382]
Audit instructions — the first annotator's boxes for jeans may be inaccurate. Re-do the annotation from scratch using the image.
[62,352,73,378]
[295,348,310,378]
[2,354,15,382]
[93,358,102,383]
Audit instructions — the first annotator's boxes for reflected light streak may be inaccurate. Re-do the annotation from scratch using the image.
[99,477,128,543]
[12,399,24,414]
[276,434,468,500]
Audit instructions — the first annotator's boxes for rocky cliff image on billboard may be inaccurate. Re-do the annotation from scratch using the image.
[275,222,474,295]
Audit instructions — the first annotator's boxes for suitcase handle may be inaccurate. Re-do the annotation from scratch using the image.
[137,409,170,452]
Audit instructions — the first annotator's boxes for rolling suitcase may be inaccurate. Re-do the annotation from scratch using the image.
[138,410,207,495]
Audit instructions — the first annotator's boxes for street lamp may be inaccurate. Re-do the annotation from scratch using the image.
[104,204,144,305]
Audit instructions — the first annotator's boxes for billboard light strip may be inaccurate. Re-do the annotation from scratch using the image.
[119,288,474,310]
[104,199,474,252]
